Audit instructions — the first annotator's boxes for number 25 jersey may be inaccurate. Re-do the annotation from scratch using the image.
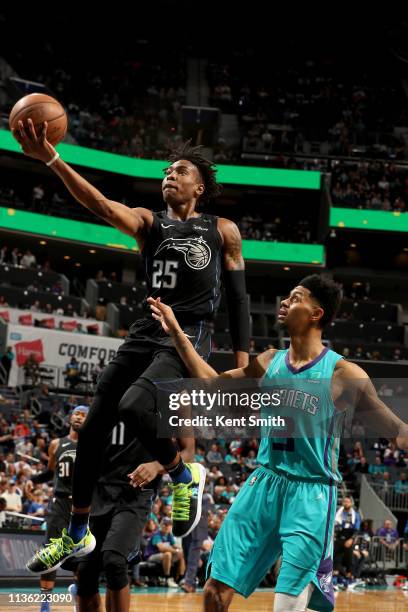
[142,211,222,322]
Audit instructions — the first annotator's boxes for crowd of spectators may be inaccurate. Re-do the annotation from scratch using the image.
[208,53,407,162]
[331,160,408,212]
[3,40,187,160]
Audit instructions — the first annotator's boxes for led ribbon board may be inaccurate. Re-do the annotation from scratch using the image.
[0,130,320,189]
[0,208,324,264]
[330,207,408,232]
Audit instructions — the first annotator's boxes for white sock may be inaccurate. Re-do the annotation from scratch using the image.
[274,583,314,612]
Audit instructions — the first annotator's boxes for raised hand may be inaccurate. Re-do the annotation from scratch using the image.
[12,119,56,163]
[147,297,181,337]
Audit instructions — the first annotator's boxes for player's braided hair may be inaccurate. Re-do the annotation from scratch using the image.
[167,140,222,205]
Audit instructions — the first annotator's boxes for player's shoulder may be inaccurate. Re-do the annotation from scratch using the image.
[217,217,240,235]
[250,348,278,376]
[48,437,60,453]
[334,358,368,379]
[130,206,154,227]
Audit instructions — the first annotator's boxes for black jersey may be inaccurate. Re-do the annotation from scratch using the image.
[54,436,77,496]
[142,211,222,323]
[91,421,160,515]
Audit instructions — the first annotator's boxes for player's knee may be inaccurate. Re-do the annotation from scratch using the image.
[204,578,234,608]
[117,381,155,423]
[102,550,128,591]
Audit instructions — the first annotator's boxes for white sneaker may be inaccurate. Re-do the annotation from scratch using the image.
[166,577,179,588]
[349,580,365,590]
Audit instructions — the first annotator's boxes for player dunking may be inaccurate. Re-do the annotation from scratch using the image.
[25,406,89,612]
[148,275,408,612]
[15,121,250,573]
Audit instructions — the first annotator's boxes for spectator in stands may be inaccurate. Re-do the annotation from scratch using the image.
[0,296,8,307]
[2,480,22,512]
[24,354,40,386]
[11,248,20,266]
[368,456,386,479]
[353,456,369,474]
[206,443,224,464]
[65,303,77,317]
[376,519,399,552]
[352,519,373,582]
[144,517,185,588]
[95,270,107,281]
[220,483,237,505]
[194,446,206,465]
[91,358,105,384]
[383,443,398,466]
[149,500,162,528]
[377,471,392,504]
[30,300,41,312]
[207,465,224,483]
[244,450,258,472]
[394,472,408,496]
[24,488,46,520]
[334,497,361,581]
[1,346,14,384]
[32,438,48,463]
[32,184,45,212]
[20,249,36,269]
[0,246,8,264]
[159,485,172,507]
[64,357,81,388]
[0,497,6,527]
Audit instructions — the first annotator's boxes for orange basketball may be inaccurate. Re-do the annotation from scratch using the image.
[9,93,68,146]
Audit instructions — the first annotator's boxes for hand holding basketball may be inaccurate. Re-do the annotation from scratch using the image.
[13,118,56,164]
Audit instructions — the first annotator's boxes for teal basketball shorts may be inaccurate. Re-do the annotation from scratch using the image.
[207,466,336,611]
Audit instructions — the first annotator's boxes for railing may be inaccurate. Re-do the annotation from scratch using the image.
[362,535,408,571]
[359,475,399,530]
[370,482,408,511]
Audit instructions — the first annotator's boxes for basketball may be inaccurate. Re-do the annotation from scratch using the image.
[9,93,67,146]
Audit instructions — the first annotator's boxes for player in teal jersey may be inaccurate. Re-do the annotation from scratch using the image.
[147,275,408,612]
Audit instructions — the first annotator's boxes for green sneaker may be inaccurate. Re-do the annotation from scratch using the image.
[26,528,96,575]
[171,462,206,537]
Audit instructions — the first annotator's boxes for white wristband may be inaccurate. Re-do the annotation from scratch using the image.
[46,152,60,167]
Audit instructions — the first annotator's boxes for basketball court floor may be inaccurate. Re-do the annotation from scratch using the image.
[1,587,408,611]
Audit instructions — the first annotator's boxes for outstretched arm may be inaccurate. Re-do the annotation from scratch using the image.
[147,297,272,380]
[218,218,250,368]
[334,360,408,449]
[14,120,153,248]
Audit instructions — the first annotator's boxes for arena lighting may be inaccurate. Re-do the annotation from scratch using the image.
[0,207,325,265]
[0,130,320,190]
[330,207,408,232]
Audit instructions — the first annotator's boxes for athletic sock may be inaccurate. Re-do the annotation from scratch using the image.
[67,512,89,542]
[167,459,192,484]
